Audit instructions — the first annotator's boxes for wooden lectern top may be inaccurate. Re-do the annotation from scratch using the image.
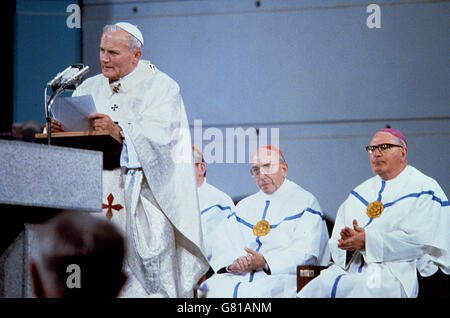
[34,131,122,170]
[35,131,121,152]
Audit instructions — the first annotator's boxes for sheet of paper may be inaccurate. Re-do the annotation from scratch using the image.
[50,95,97,132]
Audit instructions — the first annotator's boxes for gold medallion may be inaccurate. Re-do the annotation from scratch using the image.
[253,220,271,236]
[366,201,384,219]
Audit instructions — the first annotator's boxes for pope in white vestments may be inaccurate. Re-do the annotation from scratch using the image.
[298,128,449,298]
[202,146,330,298]
[53,22,209,297]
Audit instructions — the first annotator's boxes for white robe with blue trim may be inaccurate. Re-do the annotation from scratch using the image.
[202,179,330,298]
[298,165,449,298]
[197,179,235,272]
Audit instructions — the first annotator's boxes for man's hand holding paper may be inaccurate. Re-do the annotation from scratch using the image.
[50,95,97,132]
[88,113,123,142]
[50,118,65,132]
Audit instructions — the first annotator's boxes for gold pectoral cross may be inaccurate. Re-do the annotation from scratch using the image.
[112,83,121,94]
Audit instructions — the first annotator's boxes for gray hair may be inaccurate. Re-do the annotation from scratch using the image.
[396,137,407,148]
[103,24,143,53]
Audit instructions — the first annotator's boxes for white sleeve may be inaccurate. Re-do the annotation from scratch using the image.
[117,123,141,169]
[365,193,447,265]
[329,199,349,269]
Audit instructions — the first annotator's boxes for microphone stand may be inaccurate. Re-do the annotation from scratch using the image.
[44,85,66,145]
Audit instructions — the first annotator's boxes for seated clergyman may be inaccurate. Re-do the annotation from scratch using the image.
[298,128,449,298]
[202,145,330,298]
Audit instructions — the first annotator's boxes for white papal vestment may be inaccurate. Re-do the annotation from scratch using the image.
[298,165,449,298]
[202,179,330,297]
[73,60,209,297]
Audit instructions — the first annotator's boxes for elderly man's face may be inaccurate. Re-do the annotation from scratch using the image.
[369,132,407,180]
[251,149,288,194]
[194,162,206,187]
[99,30,141,82]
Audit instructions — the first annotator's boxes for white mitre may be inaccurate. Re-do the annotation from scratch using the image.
[115,22,144,46]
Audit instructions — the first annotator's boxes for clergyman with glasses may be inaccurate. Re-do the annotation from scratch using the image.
[200,145,330,297]
[298,128,449,298]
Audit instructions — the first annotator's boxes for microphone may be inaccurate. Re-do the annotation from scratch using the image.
[44,64,89,146]
[47,65,73,88]
[60,65,90,90]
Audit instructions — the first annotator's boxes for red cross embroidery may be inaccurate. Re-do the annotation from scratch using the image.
[102,193,123,219]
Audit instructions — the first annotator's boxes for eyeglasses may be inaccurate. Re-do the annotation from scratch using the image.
[250,163,279,176]
[365,143,403,154]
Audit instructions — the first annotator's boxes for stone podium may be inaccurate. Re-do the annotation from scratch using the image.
[0,139,103,297]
